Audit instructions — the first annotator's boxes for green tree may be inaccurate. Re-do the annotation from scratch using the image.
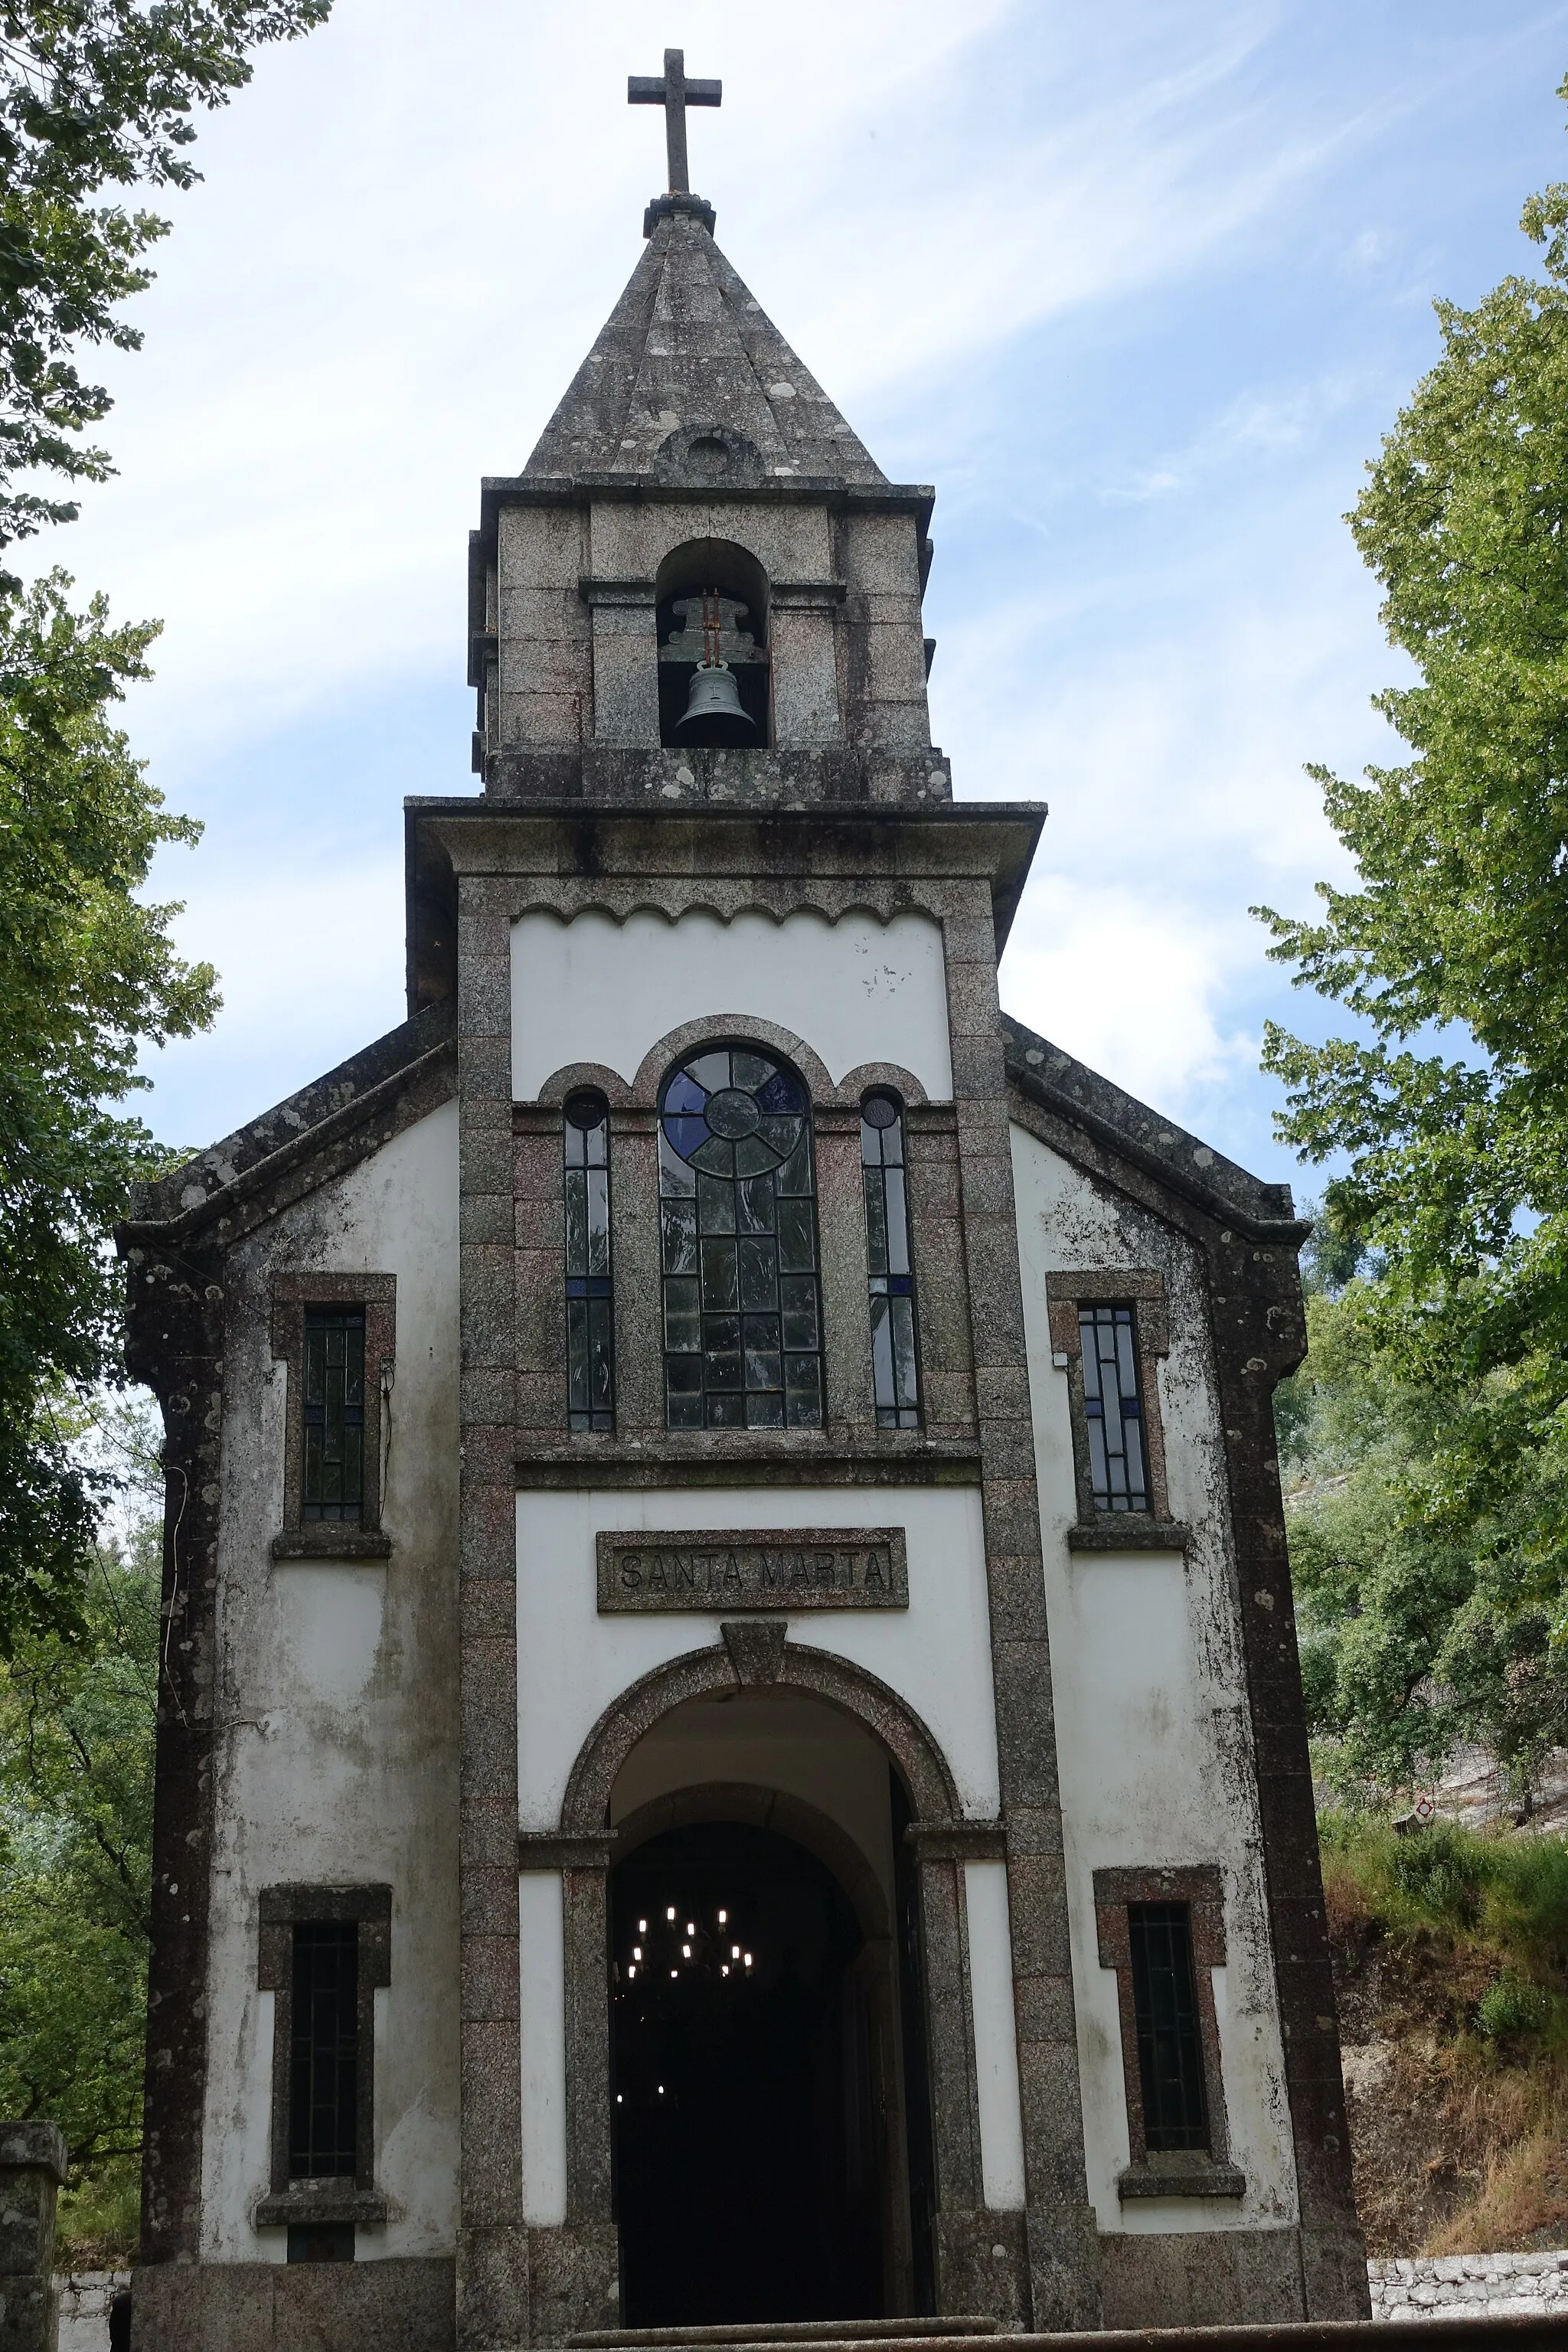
[0,1398,157,2185]
[0,1,337,1639]
[0,0,331,552]
[0,570,214,1645]
[1258,76,1568,1665]
[1276,1279,1568,1804]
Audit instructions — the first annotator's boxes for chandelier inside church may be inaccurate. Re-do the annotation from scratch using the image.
[616,1897,755,1998]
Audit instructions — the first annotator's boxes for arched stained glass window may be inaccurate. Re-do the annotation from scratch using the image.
[658,1046,824,1429]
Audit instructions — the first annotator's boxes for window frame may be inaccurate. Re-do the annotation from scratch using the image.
[861,1088,922,1429]
[1044,1270,1184,1547]
[656,1041,826,1433]
[270,1274,395,1560]
[564,1089,616,1432]
[255,1883,392,2233]
[1093,1864,1243,2200]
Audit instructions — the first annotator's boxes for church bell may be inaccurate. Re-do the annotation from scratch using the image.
[675,659,756,747]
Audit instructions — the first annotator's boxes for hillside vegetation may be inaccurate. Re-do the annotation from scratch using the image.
[1324,1811,1568,2253]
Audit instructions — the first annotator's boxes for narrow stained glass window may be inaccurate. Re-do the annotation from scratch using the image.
[658,1046,824,1431]
[1079,1302,1149,1511]
[1127,1901,1210,2153]
[861,1091,920,1429]
[302,1308,364,1521]
[289,1920,358,2178]
[565,1091,614,1432]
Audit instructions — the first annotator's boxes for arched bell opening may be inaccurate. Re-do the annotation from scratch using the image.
[655,536,772,749]
[606,1691,936,2326]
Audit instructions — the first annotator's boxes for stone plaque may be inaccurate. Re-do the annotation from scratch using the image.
[596,1527,908,1612]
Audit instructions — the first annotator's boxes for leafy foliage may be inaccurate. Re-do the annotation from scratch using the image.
[1320,1810,1568,2024]
[1258,77,1568,1671]
[1277,1231,1568,1803]
[0,1399,158,2180]
[0,570,214,1645]
[0,0,331,550]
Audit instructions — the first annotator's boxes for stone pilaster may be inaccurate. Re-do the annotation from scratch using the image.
[0,2122,66,2352]
[946,890,1100,2332]
[456,878,528,2349]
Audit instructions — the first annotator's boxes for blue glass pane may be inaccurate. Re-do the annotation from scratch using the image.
[657,1045,824,1429]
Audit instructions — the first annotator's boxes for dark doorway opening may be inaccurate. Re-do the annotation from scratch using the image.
[612,1819,882,2327]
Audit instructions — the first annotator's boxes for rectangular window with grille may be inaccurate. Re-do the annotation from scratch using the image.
[289,1920,359,2178]
[564,1093,615,1431]
[302,1308,364,1521]
[1127,1900,1209,2153]
[1079,1302,1149,1511]
[861,1092,920,1429]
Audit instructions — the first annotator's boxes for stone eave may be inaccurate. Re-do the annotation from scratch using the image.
[474,473,935,563]
[1002,1011,1309,1246]
[116,1001,457,1253]
[405,794,1044,953]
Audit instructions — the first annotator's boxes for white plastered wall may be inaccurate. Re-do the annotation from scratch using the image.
[609,1691,899,1905]
[1011,1121,1298,2235]
[515,1481,1003,2225]
[511,906,952,1102]
[200,1099,461,2261]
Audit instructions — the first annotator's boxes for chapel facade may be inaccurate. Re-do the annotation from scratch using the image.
[119,64,1367,2352]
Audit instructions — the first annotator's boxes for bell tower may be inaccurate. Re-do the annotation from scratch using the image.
[463,52,946,814]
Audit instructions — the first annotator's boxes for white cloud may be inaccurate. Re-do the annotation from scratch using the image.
[15,0,1557,1161]
[40,0,1419,764]
[1000,878,1259,1109]
[145,851,407,1140]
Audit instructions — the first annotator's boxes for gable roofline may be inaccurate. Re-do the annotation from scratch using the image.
[117,999,457,1253]
[1001,1011,1308,1246]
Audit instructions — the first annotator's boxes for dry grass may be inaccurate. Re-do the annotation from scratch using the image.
[1422,2063,1568,2254]
[1322,1812,1568,2256]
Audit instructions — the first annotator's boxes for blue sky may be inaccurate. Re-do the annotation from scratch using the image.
[32,0,1568,1190]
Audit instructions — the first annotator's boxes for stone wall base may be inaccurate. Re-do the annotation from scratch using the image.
[1369,2251,1568,2321]
[122,2229,1380,2344]
[933,2207,1031,2331]
[1099,2224,1370,2328]
[127,2256,455,2350]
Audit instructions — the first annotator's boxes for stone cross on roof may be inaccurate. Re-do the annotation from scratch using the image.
[629,48,720,197]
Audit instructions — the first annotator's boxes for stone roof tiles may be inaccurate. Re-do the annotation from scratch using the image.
[524,210,886,487]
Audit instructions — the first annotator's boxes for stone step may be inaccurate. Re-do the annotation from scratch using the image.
[570,2322,1568,2352]
[571,2326,1000,2348]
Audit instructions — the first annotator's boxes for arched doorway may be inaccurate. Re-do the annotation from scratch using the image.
[556,1633,984,2329]
[612,1818,879,2325]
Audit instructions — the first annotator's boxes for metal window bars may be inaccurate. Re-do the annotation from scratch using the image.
[565,1091,615,1432]
[1126,1900,1210,2153]
[1079,1302,1149,1511]
[861,1092,921,1429]
[302,1307,364,1521]
[289,1921,359,2178]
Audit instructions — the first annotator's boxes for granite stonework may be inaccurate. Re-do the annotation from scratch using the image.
[0,2125,67,2352]
[1369,2255,1568,2321]
[595,1527,909,1610]
[1005,1021,1368,2321]
[115,148,1364,2352]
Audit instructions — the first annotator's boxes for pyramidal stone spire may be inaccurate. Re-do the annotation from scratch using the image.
[524,208,887,488]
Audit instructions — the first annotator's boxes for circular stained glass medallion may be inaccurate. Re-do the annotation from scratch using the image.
[659,1047,807,1178]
